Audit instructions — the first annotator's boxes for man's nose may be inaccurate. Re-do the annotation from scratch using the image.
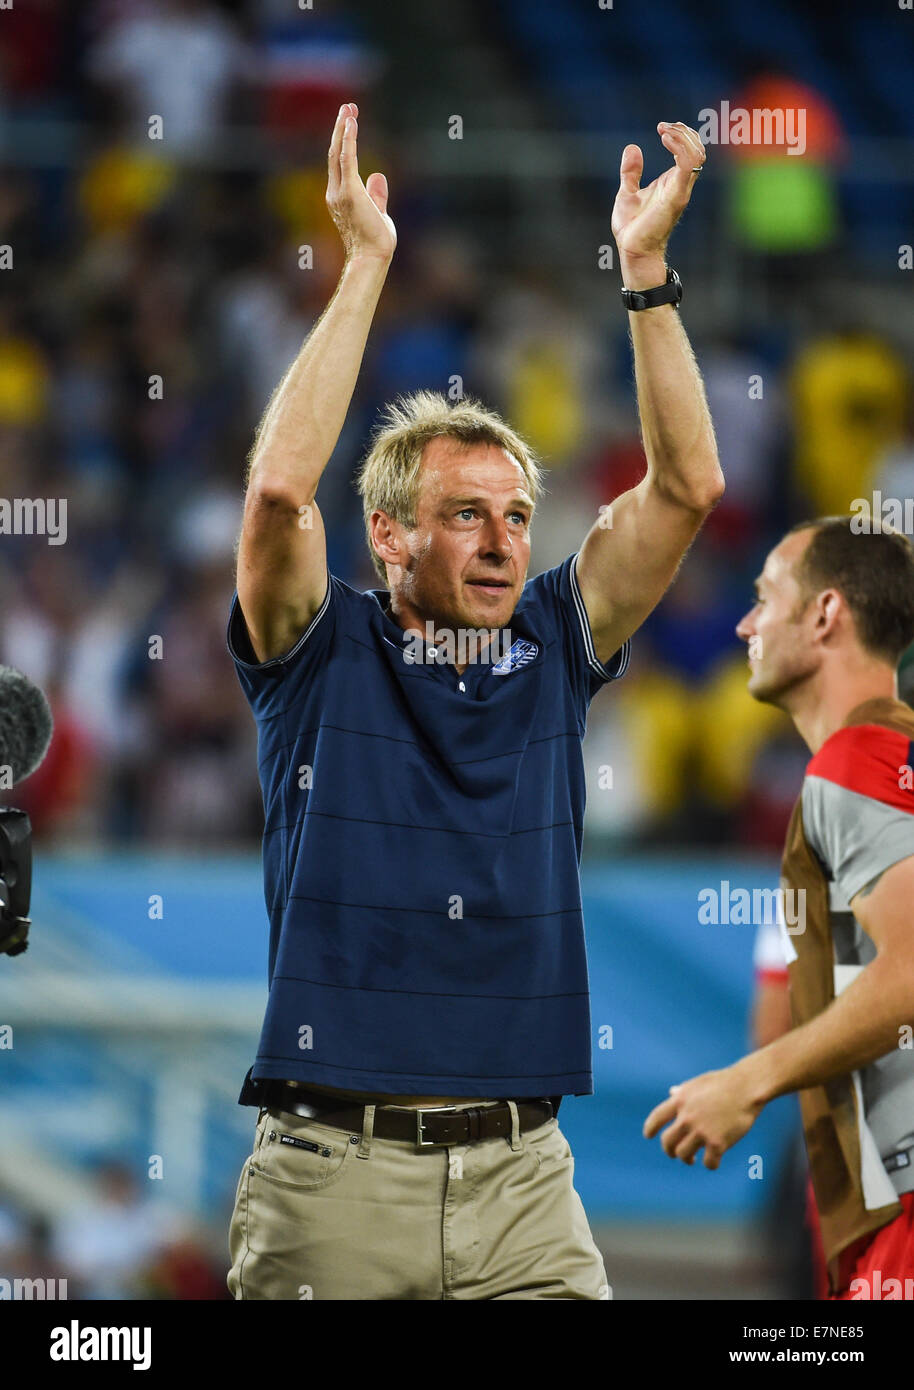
[735,613,753,641]
[481,520,513,559]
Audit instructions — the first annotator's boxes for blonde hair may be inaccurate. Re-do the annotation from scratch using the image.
[355,390,545,583]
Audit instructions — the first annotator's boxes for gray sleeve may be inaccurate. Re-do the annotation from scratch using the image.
[803,774,914,904]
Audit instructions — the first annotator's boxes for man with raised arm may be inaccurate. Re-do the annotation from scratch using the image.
[227,103,721,1301]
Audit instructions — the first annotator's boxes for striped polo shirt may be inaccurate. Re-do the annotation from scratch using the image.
[227,552,630,1102]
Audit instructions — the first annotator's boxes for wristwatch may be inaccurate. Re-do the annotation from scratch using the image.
[620,266,682,312]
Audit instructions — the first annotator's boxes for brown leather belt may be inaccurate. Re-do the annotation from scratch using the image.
[260,1081,555,1148]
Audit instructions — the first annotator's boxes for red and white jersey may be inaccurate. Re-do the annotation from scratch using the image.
[788,721,914,1202]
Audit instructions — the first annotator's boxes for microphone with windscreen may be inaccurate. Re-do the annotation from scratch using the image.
[0,665,54,957]
[0,664,54,786]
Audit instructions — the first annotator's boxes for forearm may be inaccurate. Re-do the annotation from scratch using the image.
[737,955,914,1105]
[620,252,722,509]
[246,253,391,499]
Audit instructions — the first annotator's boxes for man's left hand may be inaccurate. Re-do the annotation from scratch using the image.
[643,1065,763,1170]
[612,121,706,270]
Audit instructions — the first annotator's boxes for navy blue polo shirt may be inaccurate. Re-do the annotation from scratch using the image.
[227,553,630,1101]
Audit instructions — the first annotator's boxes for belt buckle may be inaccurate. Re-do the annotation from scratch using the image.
[416,1105,459,1147]
[278,1085,326,1121]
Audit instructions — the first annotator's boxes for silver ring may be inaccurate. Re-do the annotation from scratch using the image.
[691,166,703,174]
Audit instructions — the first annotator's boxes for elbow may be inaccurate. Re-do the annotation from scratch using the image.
[682,460,726,512]
[652,463,725,513]
[697,470,726,511]
[245,478,315,517]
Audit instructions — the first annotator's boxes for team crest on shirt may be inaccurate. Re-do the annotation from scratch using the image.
[491,638,539,675]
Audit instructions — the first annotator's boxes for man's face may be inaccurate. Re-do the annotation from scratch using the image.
[735,529,822,705]
[377,438,534,633]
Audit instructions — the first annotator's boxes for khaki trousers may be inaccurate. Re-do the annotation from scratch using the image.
[227,1099,610,1300]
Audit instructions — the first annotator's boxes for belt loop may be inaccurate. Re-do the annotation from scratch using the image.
[357,1104,376,1159]
[506,1099,522,1152]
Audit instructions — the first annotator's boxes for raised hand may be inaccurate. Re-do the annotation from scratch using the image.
[326,102,397,264]
[611,121,706,267]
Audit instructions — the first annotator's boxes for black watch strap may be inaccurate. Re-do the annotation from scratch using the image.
[621,266,682,311]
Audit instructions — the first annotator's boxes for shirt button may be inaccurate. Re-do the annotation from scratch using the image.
[458,681,466,692]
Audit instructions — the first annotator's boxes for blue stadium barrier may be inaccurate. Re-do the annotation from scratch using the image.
[16,852,798,1221]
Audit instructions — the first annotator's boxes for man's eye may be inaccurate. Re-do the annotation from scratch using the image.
[509,513,528,525]
[457,509,476,520]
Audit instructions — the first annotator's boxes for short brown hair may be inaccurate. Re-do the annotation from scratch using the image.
[355,390,544,583]
[788,516,914,664]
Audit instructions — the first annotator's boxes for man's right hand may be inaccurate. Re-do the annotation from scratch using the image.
[327,103,396,264]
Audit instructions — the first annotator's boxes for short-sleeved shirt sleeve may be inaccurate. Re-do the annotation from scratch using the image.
[226,571,336,711]
[803,724,914,904]
[520,553,631,726]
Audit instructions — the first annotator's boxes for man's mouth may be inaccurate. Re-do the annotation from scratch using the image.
[467,578,510,594]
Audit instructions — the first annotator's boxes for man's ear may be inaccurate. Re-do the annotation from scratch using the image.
[815,587,843,639]
[370,510,401,571]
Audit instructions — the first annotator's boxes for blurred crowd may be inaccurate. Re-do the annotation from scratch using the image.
[0,0,912,855]
[0,1161,229,1299]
